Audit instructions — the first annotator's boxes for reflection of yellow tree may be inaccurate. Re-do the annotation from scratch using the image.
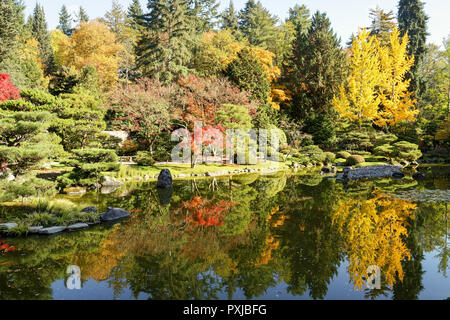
[255,207,288,266]
[332,192,417,290]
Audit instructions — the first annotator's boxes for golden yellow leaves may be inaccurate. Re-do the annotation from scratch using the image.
[55,21,126,90]
[333,28,418,128]
[332,192,417,290]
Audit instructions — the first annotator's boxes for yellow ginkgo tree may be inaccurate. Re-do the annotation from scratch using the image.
[333,29,381,129]
[375,27,418,127]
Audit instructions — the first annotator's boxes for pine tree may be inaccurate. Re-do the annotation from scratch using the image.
[104,0,128,35]
[30,3,55,74]
[398,0,428,100]
[287,4,311,36]
[287,11,348,118]
[0,0,20,63]
[238,0,278,50]
[128,0,144,30]
[58,5,73,36]
[136,0,193,83]
[188,0,219,33]
[75,6,90,24]
[221,1,239,37]
[368,6,397,45]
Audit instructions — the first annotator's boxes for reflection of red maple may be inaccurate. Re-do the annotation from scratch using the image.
[181,196,234,227]
[0,236,16,253]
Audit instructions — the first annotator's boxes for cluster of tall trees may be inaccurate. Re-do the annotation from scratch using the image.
[0,0,448,155]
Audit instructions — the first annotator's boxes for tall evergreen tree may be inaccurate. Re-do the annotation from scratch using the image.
[30,4,55,74]
[104,0,128,35]
[287,4,311,35]
[238,0,278,50]
[128,0,144,30]
[221,1,239,37]
[75,6,90,24]
[57,5,73,36]
[188,0,219,32]
[136,0,193,83]
[398,0,429,101]
[286,11,348,145]
[0,0,21,63]
[368,6,397,45]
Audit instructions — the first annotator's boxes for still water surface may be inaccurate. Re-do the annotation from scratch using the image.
[1,167,449,300]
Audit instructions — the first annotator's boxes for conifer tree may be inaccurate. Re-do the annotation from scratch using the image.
[287,4,311,36]
[30,3,55,74]
[287,11,348,118]
[75,6,90,24]
[58,5,73,36]
[238,0,278,50]
[128,0,144,30]
[368,6,397,46]
[398,0,428,100]
[0,0,21,63]
[189,0,219,33]
[221,1,239,37]
[136,0,193,83]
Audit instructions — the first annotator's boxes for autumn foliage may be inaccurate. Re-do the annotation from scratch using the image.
[0,236,16,253]
[181,196,234,227]
[0,74,20,102]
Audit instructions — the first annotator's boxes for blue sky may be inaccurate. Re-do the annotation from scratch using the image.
[23,0,449,46]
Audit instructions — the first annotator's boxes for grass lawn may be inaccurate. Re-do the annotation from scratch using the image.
[109,160,291,180]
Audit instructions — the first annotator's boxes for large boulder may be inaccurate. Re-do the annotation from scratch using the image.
[100,207,130,222]
[157,169,173,188]
[81,206,98,214]
[38,226,67,235]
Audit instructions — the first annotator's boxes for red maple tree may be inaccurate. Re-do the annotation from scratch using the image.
[0,74,20,102]
[181,196,234,227]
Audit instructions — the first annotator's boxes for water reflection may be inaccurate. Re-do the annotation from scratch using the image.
[0,171,448,300]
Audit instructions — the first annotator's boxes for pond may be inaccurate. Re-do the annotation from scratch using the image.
[0,166,449,300]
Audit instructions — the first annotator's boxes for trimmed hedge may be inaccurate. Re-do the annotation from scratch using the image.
[336,151,351,159]
[346,155,366,165]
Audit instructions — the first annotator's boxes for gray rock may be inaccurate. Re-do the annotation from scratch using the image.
[101,185,121,194]
[157,169,173,188]
[38,226,67,235]
[6,173,15,182]
[101,176,123,187]
[100,207,130,222]
[0,222,18,230]
[337,165,404,181]
[68,223,89,230]
[81,206,98,214]
[28,226,43,233]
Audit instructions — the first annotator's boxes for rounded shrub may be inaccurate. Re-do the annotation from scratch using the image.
[135,151,155,166]
[336,151,351,159]
[324,152,336,164]
[346,155,366,166]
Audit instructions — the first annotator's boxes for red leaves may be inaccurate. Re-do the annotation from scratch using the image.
[181,196,234,227]
[0,74,20,102]
[0,237,16,253]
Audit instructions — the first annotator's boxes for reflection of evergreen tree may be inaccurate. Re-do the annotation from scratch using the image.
[276,179,344,299]
[393,216,425,300]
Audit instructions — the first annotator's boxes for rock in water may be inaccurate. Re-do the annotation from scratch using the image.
[0,222,18,231]
[101,176,123,187]
[81,206,98,214]
[157,187,173,206]
[38,226,67,235]
[100,207,130,222]
[157,169,173,188]
[337,165,404,181]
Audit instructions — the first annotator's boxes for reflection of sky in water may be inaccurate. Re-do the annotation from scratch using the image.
[49,251,449,300]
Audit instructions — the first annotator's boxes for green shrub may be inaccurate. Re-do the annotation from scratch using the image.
[375,133,398,146]
[299,145,326,164]
[336,151,351,159]
[374,144,395,158]
[324,152,336,164]
[71,149,118,163]
[393,141,422,162]
[135,151,155,166]
[346,155,366,166]
[349,150,372,156]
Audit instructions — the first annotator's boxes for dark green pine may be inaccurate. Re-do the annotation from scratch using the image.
[31,3,55,75]
[58,5,73,36]
[221,0,240,37]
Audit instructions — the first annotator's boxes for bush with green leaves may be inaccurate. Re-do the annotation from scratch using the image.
[338,131,373,152]
[0,173,57,202]
[135,151,155,166]
[58,148,119,188]
[336,151,352,159]
[346,155,366,166]
[298,145,327,164]
[393,141,422,162]
[324,152,336,164]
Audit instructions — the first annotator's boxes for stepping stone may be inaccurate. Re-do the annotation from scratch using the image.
[28,226,43,233]
[38,226,67,235]
[68,223,89,230]
[0,223,18,231]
